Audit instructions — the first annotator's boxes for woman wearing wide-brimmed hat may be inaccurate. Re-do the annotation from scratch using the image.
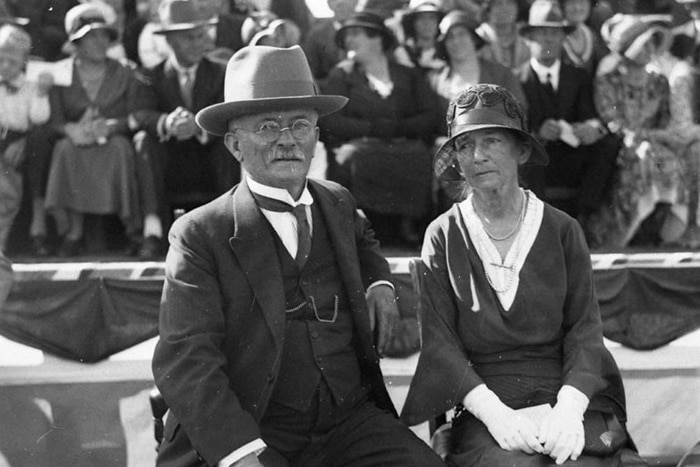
[40,3,146,256]
[587,14,700,248]
[320,10,439,247]
[401,84,641,466]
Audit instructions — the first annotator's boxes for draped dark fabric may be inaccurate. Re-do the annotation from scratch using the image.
[0,278,162,362]
[0,264,699,362]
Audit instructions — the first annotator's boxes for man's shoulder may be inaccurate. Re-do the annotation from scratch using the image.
[309,178,352,201]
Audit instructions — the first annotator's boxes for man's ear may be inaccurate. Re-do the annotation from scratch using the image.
[224,132,244,163]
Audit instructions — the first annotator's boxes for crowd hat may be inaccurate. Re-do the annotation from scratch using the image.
[520,0,575,36]
[434,84,548,183]
[196,45,348,136]
[435,9,485,59]
[601,14,673,60]
[152,0,217,35]
[400,0,446,39]
[64,3,118,43]
[335,10,397,50]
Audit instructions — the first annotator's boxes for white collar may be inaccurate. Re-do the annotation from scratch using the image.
[247,175,314,207]
[530,57,561,88]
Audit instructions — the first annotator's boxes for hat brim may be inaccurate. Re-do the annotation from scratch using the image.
[434,124,549,182]
[69,24,118,43]
[520,24,576,36]
[196,95,348,136]
[153,18,218,34]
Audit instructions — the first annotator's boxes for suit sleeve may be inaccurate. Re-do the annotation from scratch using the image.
[152,217,262,466]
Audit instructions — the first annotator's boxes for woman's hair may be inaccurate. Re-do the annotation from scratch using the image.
[0,24,32,54]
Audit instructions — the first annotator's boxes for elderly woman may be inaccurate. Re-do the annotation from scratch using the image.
[42,3,144,255]
[587,15,700,248]
[401,84,637,467]
[320,10,438,247]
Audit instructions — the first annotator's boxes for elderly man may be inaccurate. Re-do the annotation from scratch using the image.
[151,45,443,467]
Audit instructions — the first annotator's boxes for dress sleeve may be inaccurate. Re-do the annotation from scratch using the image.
[559,220,609,399]
[401,215,484,425]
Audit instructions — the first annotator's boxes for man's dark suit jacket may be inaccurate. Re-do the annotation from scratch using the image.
[152,178,396,466]
[516,60,598,134]
[135,56,226,133]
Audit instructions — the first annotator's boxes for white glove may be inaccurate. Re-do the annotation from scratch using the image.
[464,385,543,454]
[538,385,589,464]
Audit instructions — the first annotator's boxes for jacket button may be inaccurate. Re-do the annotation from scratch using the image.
[266,374,275,383]
[311,331,319,339]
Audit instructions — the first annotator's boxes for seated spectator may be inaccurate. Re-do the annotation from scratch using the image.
[477,0,532,71]
[320,10,438,247]
[302,0,358,82]
[587,14,700,248]
[123,0,157,66]
[0,24,51,255]
[137,0,173,69]
[6,0,75,61]
[42,3,144,256]
[132,0,237,258]
[560,0,610,75]
[191,0,246,65]
[516,0,619,225]
[401,82,641,467]
[429,9,528,207]
[394,0,446,72]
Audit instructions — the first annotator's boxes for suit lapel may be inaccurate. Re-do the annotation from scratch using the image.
[228,180,285,349]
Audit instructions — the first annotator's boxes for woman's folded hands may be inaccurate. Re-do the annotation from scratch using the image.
[537,385,589,465]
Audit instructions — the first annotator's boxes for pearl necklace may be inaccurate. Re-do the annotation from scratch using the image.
[475,190,526,242]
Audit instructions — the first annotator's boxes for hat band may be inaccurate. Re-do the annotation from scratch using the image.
[228,79,318,100]
[451,108,522,133]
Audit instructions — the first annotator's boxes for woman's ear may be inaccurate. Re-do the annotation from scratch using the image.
[518,143,532,165]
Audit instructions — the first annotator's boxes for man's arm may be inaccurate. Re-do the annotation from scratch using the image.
[152,215,262,465]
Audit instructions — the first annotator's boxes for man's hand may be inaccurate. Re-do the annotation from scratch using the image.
[366,284,399,356]
[572,122,602,146]
[230,453,264,467]
[538,119,562,142]
[165,107,198,141]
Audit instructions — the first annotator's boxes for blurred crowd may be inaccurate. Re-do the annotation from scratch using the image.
[1,0,699,260]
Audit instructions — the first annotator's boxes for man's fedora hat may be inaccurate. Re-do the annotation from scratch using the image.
[152,0,217,35]
[335,11,398,50]
[196,45,348,136]
[519,0,575,36]
[434,84,548,183]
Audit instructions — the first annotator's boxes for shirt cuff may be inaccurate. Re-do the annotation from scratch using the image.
[157,113,170,142]
[367,280,394,292]
[216,439,267,467]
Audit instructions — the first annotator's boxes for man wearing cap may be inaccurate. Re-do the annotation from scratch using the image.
[517,0,619,227]
[151,45,444,467]
[132,0,238,258]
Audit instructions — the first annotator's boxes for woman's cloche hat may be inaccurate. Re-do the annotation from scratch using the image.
[64,3,118,43]
[335,10,398,50]
[196,45,348,136]
[434,84,549,183]
[435,9,485,58]
[400,0,446,39]
[152,0,217,35]
[519,0,576,36]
